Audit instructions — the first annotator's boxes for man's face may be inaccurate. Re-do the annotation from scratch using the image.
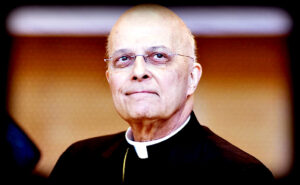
[106,17,194,122]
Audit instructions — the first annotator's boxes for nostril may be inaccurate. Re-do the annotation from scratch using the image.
[132,74,149,81]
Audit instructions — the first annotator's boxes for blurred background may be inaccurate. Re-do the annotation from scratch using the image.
[0,0,298,184]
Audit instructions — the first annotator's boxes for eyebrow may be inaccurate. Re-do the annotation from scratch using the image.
[147,45,169,52]
[111,49,133,57]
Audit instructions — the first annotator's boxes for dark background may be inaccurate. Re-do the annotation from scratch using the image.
[0,1,298,184]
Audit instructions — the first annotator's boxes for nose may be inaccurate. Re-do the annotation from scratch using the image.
[131,55,151,81]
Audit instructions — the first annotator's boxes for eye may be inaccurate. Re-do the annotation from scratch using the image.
[149,52,169,64]
[119,56,130,62]
[154,53,164,59]
[113,55,133,68]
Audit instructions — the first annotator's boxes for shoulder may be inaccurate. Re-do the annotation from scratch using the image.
[199,125,274,181]
[64,131,126,156]
[51,131,126,167]
[49,132,126,184]
[49,131,126,182]
[200,125,258,163]
[187,113,260,164]
[186,112,267,166]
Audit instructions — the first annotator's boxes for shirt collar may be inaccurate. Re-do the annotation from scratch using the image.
[125,115,191,159]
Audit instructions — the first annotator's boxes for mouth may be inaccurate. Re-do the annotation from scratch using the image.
[125,91,159,96]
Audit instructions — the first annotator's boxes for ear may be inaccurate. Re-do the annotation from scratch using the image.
[187,62,202,96]
[105,70,110,83]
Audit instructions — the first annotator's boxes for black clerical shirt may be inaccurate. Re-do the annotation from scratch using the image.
[49,111,274,185]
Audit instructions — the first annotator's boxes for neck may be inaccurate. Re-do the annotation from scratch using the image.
[129,98,193,142]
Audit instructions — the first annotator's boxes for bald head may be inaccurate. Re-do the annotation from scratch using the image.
[105,4,202,134]
[106,4,196,60]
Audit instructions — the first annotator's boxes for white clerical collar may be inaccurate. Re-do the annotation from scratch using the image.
[125,115,191,159]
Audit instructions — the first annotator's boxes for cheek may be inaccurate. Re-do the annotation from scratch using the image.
[108,73,125,97]
[160,68,189,99]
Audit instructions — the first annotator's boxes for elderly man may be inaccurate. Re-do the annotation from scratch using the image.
[49,4,274,185]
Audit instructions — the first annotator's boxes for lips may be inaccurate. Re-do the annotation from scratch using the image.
[125,90,159,96]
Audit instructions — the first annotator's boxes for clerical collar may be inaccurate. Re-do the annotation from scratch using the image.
[125,115,191,159]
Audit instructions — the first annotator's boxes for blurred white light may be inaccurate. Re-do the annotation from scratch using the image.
[7,6,292,36]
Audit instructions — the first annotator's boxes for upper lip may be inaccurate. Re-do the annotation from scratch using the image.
[125,90,159,96]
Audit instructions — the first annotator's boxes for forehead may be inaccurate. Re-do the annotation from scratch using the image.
[108,6,193,54]
[110,20,176,53]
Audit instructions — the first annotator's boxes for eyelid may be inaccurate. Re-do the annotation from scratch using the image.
[113,53,133,61]
[149,52,168,58]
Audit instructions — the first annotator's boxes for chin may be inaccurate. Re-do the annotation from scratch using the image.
[131,110,155,119]
[123,108,161,121]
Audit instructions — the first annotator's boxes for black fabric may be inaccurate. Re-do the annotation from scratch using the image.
[0,113,46,185]
[49,111,274,185]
